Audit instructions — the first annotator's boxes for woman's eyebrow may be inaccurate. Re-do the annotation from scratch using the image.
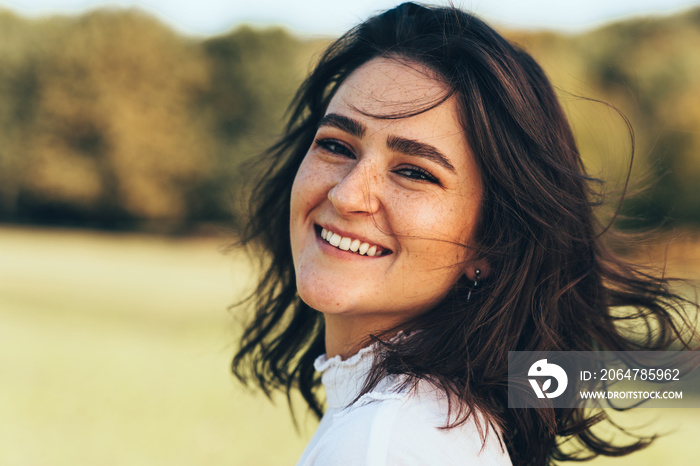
[318,113,456,173]
[317,113,366,138]
[386,135,456,173]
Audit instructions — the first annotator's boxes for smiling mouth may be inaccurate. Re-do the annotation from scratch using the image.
[317,225,392,257]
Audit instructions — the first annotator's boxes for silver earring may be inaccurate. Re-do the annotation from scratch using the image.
[467,269,480,302]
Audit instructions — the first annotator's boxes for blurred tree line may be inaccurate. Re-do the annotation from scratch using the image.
[0,6,698,233]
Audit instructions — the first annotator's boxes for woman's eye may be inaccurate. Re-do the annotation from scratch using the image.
[394,166,440,184]
[315,138,355,158]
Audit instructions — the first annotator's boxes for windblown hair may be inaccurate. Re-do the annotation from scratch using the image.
[232,3,698,465]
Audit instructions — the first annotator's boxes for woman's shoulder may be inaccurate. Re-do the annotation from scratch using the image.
[298,378,512,465]
[384,380,512,465]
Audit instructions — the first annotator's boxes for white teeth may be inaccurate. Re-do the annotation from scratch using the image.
[319,226,385,257]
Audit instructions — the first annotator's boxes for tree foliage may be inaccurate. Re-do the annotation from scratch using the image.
[0,6,697,232]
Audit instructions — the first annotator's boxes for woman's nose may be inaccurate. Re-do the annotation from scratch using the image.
[328,162,380,216]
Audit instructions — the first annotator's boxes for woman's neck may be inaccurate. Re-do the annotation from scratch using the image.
[323,313,403,359]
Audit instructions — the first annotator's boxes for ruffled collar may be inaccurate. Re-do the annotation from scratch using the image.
[314,343,378,409]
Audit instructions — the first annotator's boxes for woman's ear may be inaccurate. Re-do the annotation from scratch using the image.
[466,259,490,282]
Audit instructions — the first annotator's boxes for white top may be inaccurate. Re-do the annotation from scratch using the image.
[296,343,513,466]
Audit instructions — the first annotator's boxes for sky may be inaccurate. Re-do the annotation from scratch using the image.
[2,0,700,37]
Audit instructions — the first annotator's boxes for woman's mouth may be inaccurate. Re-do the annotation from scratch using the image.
[318,226,391,257]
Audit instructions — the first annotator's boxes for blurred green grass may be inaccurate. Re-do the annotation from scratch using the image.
[1,227,699,465]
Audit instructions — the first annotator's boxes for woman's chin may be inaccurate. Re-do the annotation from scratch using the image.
[297,286,357,315]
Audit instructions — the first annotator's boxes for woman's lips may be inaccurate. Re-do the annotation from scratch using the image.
[316,225,392,257]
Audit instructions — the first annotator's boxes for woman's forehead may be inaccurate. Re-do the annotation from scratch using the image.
[329,56,450,117]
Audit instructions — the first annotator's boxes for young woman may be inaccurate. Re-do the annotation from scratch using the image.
[232,3,697,465]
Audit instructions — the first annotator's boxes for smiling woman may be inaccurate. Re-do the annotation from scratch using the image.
[290,57,484,356]
[231,3,698,466]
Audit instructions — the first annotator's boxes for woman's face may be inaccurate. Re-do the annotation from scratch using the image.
[290,57,483,330]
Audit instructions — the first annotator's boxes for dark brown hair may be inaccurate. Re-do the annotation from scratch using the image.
[232,3,698,465]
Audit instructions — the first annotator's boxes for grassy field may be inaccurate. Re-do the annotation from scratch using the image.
[1,226,699,465]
